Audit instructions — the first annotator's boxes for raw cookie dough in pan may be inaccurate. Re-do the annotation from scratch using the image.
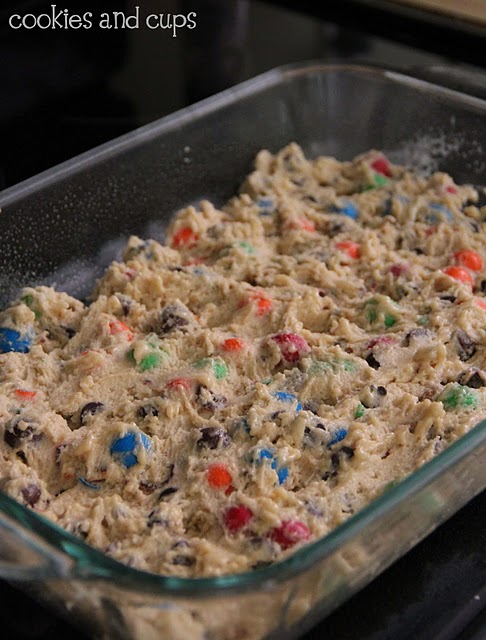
[1,143,485,577]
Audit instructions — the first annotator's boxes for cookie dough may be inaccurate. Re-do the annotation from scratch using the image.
[1,143,485,577]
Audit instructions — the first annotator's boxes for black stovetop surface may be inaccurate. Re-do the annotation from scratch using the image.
[0,2,485,638]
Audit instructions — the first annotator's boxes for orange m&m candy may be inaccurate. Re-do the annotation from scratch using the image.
[336,241,361,259]
[453,250,483,272]
[442,266,474,286]
[207,463,232,489]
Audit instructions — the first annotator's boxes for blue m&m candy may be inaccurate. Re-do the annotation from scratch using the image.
[257,198,275,215]
[0,327,32,354]
[330,201,358,220]
[328,428,348,447]
[273,391,302,413]
[255,448,289,485]
[258,448,274,461]
[428,202,453,222]
[110,431,152,468]
[276,466,289,484]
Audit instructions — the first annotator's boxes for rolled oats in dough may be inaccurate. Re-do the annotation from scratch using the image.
[1,143,485,577]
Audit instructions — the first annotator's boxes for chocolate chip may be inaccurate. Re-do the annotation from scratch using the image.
[172,540,189,549]
[117,294,133,315]
[330,453,340,471]
[323,446,354,480]
[302,427,314,447]
[195,385,227,411]
[365,353,380,369]
[62,326,76,339]
[79,402,104,426]
[172,555,195,566]
[164,463,175,484]
[481,280,486,294]
[458,370,486,389]
[440,295,457,303]
[456,330,477,362]
[360,399,374,410]
[403,327,430,347]
[304,427,313,444]
[328,221,345,237]
[139,465,174,495]
[138,404,159,418]
[303,422,328,448]
[139,482,158,495]
[21,483,41,506]
[466,372,485,388]
[361,384,386,408]
[159,487,178,499]
[207,225,222,239]
[341,446,355,458]
[147,510,169,528]
[303,401,319,414]
[197,427,231,450]
[157,305,189,333]
[16,451,27,463]
[333,447,355,464]
[4,417,37,449]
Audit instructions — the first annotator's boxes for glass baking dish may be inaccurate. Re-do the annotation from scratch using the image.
[0,63,485,640]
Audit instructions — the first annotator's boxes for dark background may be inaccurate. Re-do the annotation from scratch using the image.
[0,1,485,638]
[1,0,486,190]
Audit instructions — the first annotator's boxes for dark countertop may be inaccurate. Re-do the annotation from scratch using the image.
[2,0,486,189]
[0,1,485,638]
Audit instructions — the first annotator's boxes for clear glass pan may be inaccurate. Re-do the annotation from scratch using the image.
[1,62,485,640]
